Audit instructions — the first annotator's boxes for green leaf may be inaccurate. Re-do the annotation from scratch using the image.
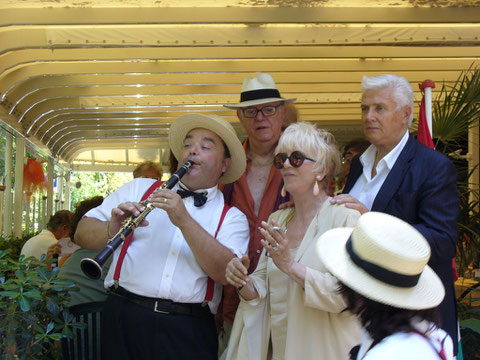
[46,322,54,334]
[24,289,43,300]
[0,290,21,298]
[36,266,49,281]
[14,269,25,280]
[45,296,60,315]
[49,333,63,341]
[18,295,31,312]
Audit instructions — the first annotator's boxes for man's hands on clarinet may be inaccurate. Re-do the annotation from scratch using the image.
[108,188,191,237]
[147,188,190,228]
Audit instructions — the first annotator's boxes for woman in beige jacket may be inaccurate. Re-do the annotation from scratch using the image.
[224,122,362,360]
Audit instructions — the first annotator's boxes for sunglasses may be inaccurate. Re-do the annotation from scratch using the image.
[273,151,315,169]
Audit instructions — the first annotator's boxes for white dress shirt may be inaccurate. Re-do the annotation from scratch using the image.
[349,131,409,210]
[357,321,453,360]
[85,178,249,313]
[20,229,57,260]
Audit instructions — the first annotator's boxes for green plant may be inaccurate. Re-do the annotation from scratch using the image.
[0,234,35,262]
[0,249,81,359]
[429,66,480,359]
[455,167,480,277]
[428,66,480,277]
[432,66,480,152]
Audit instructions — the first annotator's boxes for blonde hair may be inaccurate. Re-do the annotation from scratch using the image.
[276,122,341,185]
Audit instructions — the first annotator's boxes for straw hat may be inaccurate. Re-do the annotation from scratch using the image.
[168,113,246,184]
[316,212,445,310]
[224,73,296,109]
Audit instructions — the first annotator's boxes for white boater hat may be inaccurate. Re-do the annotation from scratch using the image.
[316,212,445,310]
[168,113,246,184]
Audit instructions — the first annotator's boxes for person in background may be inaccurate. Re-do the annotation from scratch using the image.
[331,74,459,353]
[133,160,163,180]
[317,212,453,360]
[282,103,298,131]
[336,138,370,192]
[75,113,249,360]
[58,196,109,307]
[168,150,179,175]
[218,73,296,353]
[224,122,361,360]
[21,210,73,261]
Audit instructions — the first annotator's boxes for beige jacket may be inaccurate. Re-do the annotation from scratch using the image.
[225,201,362,360]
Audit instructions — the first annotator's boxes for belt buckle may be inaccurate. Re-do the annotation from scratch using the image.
[154,301,170,314]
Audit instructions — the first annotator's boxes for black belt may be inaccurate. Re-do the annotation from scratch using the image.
[109,286,212,318]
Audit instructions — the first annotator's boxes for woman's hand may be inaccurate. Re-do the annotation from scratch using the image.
[259,220,294,275]
[225,255,250,288]
[260,220,307,288]
[226,255,259,300]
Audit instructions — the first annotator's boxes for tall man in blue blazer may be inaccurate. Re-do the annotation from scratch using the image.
[331,74,459,352]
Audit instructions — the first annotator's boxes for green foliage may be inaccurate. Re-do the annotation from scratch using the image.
[0,234,35,262]
[455,167,480,277]
[429,67,480,278]
[69,171,132,208]
[0,250,80,360]
[432,66,480,151]
[432,68,480,359]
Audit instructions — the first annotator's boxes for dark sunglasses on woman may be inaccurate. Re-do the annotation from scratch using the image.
[273,151,315,169]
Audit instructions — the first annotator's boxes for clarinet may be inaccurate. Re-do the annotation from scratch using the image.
[80,161,193,280]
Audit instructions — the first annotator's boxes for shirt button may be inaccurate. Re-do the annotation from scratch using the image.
[165,274,170,278]
[172,251,176,255]
[256,250,261,254]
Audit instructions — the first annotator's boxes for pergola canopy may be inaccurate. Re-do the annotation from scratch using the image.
[1,0,479,171]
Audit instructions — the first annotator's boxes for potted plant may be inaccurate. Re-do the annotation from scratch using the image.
[0,249,80,359]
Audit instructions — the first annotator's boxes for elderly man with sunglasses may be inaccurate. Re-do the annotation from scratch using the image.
[216,73,296,354]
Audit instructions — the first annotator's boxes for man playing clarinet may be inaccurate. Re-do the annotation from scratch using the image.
[75,113,249,360]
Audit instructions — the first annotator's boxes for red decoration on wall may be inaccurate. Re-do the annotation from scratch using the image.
[23,158,47,193]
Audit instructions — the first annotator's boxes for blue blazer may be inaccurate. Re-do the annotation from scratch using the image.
[344,135,459,351]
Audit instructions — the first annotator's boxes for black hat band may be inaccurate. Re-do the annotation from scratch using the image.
[346,236,421,288]
[240,89,281,103]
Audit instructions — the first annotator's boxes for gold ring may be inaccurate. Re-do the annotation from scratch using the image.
[163,198,168,204]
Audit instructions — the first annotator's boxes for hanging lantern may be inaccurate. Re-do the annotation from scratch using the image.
[23,158,47,194]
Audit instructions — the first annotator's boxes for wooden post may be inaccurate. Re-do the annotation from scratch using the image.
[13,137,25,238]
[3,133,13,236]
[0,185,5,235]
[25,191,32,233]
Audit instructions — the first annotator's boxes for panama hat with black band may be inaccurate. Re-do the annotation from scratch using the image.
[224,73,296,109]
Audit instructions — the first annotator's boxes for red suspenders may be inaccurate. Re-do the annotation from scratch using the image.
[113,180,230,302]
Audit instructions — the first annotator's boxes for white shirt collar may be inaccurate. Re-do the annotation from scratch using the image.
[360,130,409,172]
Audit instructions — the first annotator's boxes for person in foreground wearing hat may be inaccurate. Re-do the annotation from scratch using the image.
[330,74,459,352]
[223,122,362,360]
[317,212,453,360]
[217,72,296,352]
[74,114,249,360]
